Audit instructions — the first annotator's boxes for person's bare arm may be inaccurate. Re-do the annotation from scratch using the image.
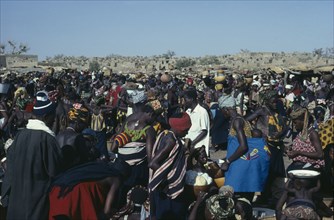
[308,129,324,159]
[276,179,294,219]
[190,129,208,149]
[309,179,321,194]
[275,190,288,220]
[245,107,264,122]
[110,140,119,153]
[239,93,244,116]
[221,118,248,171]
[188,191,208,220]
[148,133,175,171]
[103,177,121,216]
[284,178,296,194]
[145,126,157,163]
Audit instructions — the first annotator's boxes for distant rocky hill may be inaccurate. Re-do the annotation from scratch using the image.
[38,51,334,74]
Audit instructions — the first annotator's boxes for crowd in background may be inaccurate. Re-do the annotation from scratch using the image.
[0,67,333,220]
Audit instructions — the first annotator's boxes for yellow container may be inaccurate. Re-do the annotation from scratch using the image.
[214,177,225,188]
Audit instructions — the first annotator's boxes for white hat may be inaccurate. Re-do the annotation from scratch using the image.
[251,81,261,87]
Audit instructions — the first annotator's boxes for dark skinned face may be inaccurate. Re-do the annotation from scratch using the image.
[267,97,277,111]
[292,118,304,132]
[184,96,194,110]
[197,149,208,165]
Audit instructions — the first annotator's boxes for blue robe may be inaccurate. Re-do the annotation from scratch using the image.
[224,136,270,192]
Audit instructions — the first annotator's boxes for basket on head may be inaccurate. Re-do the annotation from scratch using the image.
[161,73,172,83]
[245,77,253,84]
[214,75,226,82]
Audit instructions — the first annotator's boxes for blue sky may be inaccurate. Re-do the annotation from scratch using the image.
[1,0,333,60]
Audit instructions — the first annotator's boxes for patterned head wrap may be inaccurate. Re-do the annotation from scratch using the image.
[206,191,235,219]
[218,185,234,198]
[218,95,236,109]
[68,103,89,123]
[129,90,147,104]
[14,87,28,98]
[147,100,163,115]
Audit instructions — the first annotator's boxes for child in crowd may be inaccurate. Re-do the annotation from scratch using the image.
[276,173,321,220]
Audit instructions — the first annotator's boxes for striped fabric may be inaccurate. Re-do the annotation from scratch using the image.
[118,142,147,166]
[91,113,106,131]
[149,131,187,199]
[114,132,131,147]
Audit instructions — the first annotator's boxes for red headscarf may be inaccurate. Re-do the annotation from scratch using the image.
[186,77,194,85]
[169,112,192,133]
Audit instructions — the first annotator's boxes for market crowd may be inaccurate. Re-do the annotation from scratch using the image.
[0,67,333,220]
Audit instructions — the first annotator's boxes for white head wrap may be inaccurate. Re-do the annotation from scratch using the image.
[218,95,236,108]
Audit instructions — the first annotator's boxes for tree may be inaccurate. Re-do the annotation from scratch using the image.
[313,48,323,56]
[240,49,250,53]
[175,58,196,70]
[162,50,176,59]
[18,43,30,54]
[1,41,30,54]
[0,44,5,54]
[8,41,17,54]
[199,56,220,65]
[324,47,334,58]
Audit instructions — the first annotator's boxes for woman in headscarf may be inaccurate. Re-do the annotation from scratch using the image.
[218,95,270,203]
[246,90,287,207]
[148,112,192,220]
[286,107,324,172]
[286,108,333,218]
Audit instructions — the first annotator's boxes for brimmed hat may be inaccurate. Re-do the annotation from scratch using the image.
[33,90,57,116]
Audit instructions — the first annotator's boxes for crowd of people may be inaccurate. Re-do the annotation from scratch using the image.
[0,67,333,219]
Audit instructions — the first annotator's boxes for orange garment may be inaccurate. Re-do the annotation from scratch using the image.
[49,182,107,220]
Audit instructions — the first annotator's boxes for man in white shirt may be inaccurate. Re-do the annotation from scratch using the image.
[184,89,210,155]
